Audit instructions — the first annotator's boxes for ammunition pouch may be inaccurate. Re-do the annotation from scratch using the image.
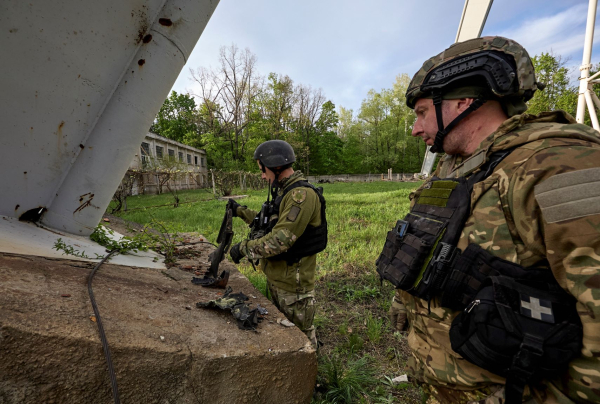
[450,274,582,403]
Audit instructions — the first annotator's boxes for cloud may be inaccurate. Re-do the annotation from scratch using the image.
[170,1,598,113]
[497,3,600,59]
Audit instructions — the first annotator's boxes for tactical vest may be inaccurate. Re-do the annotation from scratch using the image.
[255,180,327,264]
[376,149,582,404]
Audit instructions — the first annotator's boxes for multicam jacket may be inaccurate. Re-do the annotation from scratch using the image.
[236,171,322,294]
[400,111,600,403]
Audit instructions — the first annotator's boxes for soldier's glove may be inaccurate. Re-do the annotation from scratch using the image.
[228,199,242,218]
[389,297,408,332]
[229,242,244,264]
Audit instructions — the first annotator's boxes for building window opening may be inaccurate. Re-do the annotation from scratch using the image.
[194,156,198,165]
[141,142,150,167]
[156,145,164,159]
[168,149,175,161]
[178,151,183,162]
[187,154,192,164]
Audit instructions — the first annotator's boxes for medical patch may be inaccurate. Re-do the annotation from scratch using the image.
[287,206,301,222]
[534,167,600,223]
[520,294,555,323]
[291,188,307,204]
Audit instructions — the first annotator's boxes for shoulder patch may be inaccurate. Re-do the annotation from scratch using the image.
[291,188,307,204]
[287,206,301,222]
[534,167,600,223]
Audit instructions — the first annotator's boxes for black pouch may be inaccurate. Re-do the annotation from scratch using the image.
[376,212,446,289]
[441,243,543,310]
[450,276,582,404]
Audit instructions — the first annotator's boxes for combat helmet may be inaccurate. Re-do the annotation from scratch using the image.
[254,140,296,171]
[406,36,544,153]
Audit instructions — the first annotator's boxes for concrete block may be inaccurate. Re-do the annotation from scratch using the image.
[0,253,316,403]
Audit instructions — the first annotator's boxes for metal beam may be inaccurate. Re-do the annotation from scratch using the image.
[420,0,494,177]
[576,0,599,127]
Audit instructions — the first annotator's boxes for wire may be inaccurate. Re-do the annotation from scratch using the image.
[88,250,121,404]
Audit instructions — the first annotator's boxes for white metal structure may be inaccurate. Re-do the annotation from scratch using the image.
[0,0,219,236]
[576,0,600,130]
[420,0,495,176]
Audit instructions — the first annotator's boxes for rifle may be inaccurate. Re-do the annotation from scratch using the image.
[192,200,233,288]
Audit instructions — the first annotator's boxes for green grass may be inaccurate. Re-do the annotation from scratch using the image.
[110,181,423,403]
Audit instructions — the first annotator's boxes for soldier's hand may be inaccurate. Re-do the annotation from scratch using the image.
[229,242,243,264]
[389,298,408,332]
[228,199,242,217]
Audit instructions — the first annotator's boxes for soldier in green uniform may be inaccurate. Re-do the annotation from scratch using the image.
[378,36,600,403]
[229,140,327,349]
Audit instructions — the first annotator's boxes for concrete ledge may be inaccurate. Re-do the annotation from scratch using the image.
[0,253,316,403]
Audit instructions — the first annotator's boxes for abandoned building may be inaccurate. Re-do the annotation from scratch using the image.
[128,132,209,195]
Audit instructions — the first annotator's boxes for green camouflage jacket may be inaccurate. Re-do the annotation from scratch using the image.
[400,111,600,403]
[236,171,322,293]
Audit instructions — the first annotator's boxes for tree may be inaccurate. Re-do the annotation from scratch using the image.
[150,91,198,143]
[191,44,262,169]
[527,53,577,116]
[309,101,342,174]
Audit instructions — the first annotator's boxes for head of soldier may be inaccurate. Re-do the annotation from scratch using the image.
[253,140,296,185]
[407,36,543,156]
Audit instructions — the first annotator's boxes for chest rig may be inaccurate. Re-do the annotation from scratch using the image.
[249,180,327,264]
[376,149,582,404]
[376,150,512,301]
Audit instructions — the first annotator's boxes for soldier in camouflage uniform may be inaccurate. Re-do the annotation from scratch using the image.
[387,36,600,403]
[229,140,326,349]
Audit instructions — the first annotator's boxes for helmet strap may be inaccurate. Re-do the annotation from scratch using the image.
[261,163,282,200]
[430,90,487,154]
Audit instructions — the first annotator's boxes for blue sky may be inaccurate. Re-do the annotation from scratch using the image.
[171,0,600,113]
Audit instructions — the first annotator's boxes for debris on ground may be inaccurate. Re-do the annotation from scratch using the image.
[196,286,263,330]
[277,318,295,327]
[191,270,229,288]
[391,375,408,384]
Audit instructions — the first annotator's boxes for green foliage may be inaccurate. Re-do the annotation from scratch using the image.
[527,53,577,116]
[53,238,103,259]
[134,220,183,265]
[316,356,379,404]
[90,225,149,254]
[237,264,267,296]
[150,91,199,143]
[336,284,381,302]
[365,313,385,344]
[53,225,149,260]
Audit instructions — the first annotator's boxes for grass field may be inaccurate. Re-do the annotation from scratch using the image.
[110,181,423,403]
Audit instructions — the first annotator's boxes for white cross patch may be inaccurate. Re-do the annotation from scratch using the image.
[520,295,555,323]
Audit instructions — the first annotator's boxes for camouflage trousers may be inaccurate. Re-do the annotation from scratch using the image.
[268,283,317,349]
[422,384,538,404]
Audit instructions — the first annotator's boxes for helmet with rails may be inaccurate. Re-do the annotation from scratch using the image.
[253,139,296,170]
[406,36,544,153]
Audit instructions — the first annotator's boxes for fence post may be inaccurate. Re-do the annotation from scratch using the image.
[211,169,216,196]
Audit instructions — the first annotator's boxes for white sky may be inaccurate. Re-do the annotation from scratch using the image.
[171,0,600,113]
